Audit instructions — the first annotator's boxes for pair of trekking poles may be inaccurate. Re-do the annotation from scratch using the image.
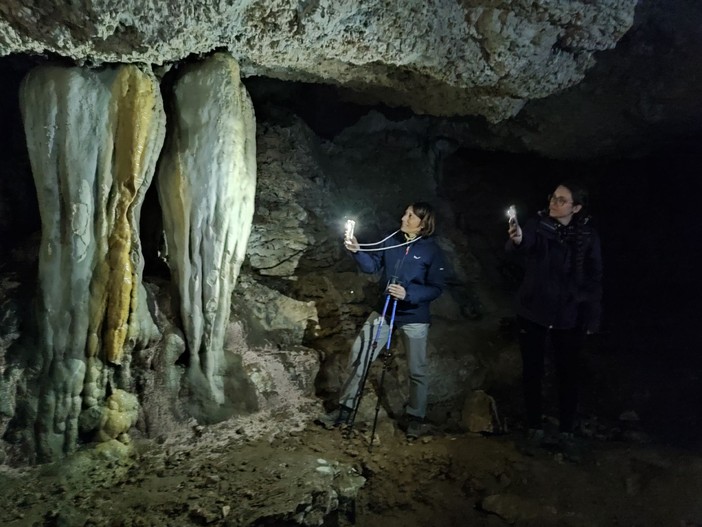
[345,282,399,452]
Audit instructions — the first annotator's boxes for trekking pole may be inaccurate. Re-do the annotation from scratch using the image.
[346,294,391,434]
[368,297,398,452]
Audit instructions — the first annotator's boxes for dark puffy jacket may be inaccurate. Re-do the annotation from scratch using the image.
[352,232,446,325]
[506,213,603,331]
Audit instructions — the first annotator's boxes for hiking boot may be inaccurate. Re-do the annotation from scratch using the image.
[558,432,583,463]
[517,428,545,456]
[405,416,423,440]
[316,405,352,429]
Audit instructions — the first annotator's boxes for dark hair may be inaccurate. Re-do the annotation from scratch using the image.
[411,201,436,236]
[559,181,589,212]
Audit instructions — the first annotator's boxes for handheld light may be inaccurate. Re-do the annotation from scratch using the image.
[506,205,517,225]
[344,219,356,242]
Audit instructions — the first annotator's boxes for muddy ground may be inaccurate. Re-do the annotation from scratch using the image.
[1,400,702,527]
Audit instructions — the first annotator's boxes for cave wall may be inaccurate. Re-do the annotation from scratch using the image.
[0,0,701,465]
[477,0,702,159]
[234,108,514,426]
[1,58,513,463]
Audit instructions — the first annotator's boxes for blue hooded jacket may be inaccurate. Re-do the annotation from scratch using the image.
[352,232,446,325]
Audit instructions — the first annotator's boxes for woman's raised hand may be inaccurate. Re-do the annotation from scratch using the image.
[508,223,523,245]
[344,236,360,253]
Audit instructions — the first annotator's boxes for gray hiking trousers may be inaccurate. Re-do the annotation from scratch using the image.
[339,312,429,418]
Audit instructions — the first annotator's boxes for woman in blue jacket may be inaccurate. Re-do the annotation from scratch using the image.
[507,182,602,458]
[319,202,446,439]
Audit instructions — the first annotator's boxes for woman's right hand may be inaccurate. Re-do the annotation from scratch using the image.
[344,236,360,253]
[508,223,523,245]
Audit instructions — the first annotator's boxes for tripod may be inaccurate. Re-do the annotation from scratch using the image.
[346,291,398,452]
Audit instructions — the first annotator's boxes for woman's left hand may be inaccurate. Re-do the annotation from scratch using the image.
[387,283,406,300]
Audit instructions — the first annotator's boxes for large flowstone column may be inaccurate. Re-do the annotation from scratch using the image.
[157,53,257,415]
[20,65,165,460]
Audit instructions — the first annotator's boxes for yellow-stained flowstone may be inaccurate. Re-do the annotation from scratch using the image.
[97,389,139,443]
[103,66,161,364]
[20,64,165,460]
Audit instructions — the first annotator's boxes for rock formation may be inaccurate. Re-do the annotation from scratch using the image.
[20,64,164,460]
[157,52,257,414]
[8,51,262,459]
[0,0,637,121]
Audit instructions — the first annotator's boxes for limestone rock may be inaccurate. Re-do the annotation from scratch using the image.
[157,52,256,407]
[19,63,165,460]
[461,389,502,434]
[234,276,318,347]
[97,389,139,443]
[0,1,637,121]
[477,1,702,158]
[240,345,320,410]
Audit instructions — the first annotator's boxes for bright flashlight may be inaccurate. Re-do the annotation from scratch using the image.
[344,219,356,242]
[506,205,517,225]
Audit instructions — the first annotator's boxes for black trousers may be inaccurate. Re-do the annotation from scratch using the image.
[518,316,584,432]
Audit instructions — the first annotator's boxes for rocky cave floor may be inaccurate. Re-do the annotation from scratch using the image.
[1,398,702,527]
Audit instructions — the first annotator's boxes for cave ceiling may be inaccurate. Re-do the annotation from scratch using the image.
[1,0,700,160]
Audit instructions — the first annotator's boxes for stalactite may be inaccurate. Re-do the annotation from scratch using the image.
[157,52,256,411]
[20,65,165,460]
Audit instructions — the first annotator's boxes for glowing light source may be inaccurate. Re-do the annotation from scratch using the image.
[506,205,517,225]
[340,219,420,252]
[344,219,356,241]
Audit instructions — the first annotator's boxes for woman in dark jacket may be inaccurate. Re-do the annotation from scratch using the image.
[319,202,446,439]
[507,182,602,457]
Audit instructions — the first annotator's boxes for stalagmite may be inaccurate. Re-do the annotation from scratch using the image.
[157,52,256,412]
[20,65,165,460]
